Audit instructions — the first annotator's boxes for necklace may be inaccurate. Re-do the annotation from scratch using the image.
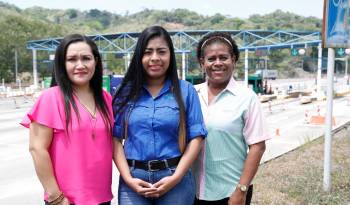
[75,94,98,138]
[90,115,97,138]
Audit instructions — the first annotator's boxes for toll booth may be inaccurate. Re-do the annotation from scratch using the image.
[43,76,52,88]
[102,76,110,93]
[248,75,263,94]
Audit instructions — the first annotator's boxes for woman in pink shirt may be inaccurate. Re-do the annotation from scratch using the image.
[21,34,113,205]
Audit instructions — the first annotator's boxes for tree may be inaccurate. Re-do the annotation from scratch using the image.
[0,14,65,82]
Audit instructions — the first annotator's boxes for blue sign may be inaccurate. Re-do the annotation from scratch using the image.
[323,0,350,48]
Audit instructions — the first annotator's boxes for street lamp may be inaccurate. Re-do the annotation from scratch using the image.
[298,48,306,70]
[298,48,306,55]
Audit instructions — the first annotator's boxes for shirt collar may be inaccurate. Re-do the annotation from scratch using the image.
[159,78,172,96]
[197,77,240,96]
[225,77,240,96]
[142,78,172,98]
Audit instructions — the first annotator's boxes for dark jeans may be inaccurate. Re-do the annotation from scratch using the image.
[119,167,195,205]
[45,201,111,205]
[194,184,253,205]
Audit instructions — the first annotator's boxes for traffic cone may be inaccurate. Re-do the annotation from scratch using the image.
[275,128,280,136]
[13,98,19,109]
[304,110,309,124]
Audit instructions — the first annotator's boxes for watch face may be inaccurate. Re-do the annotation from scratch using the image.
[240,185,247,192]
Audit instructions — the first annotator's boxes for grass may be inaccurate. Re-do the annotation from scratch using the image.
[252,126,350,205]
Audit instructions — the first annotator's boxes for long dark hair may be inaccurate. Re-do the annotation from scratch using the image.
[112,26,187,152]
[51,34,112,134]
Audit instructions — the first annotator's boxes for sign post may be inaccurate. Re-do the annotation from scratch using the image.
[322,0,350,192]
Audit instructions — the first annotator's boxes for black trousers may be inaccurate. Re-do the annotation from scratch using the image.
[45,201,110,205]
[194,184,253,205]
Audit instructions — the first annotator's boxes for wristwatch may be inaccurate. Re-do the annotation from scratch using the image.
[237,183,248,192]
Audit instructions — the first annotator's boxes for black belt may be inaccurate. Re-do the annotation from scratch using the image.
[127,156,181,171]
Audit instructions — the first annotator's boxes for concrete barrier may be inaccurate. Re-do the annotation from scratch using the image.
[335,89,350,97]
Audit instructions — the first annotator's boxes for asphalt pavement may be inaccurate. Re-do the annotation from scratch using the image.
[1,93,350,204]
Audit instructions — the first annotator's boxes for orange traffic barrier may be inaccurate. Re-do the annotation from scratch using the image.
[309,116,336,126]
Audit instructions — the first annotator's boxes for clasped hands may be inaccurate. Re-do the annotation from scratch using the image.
[126,175,179,198]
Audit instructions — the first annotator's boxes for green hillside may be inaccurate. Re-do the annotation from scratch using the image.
[0,1,322,83]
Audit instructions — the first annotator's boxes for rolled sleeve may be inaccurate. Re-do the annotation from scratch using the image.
[187,123,207,141]
[113,123,123,139]
[184,82,207,141]
[113,104,127,139]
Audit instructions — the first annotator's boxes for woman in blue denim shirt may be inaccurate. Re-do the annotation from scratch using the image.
[112,26,207,205]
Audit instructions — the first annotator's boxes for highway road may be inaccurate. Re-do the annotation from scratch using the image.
[0,92,350,204]
[261,94,350,162]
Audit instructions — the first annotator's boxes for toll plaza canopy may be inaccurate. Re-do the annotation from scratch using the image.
[26,29,322,89]
[27,30,321,54]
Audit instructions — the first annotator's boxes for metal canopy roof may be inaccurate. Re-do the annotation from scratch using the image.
[26,30,321,53]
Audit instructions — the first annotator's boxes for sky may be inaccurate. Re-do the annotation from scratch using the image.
[3,0,324,19]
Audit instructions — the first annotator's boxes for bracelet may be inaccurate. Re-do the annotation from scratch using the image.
[48,192,64,205]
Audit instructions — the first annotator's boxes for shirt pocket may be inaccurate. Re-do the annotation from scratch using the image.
[156,102,179,115]
[208,108,245,134]
[129,104,150,125]
[155,103,180,129]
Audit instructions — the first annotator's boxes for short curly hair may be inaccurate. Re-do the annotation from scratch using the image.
[196,31,239,62]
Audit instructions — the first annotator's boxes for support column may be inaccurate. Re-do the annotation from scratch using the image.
[15,49,18,82]
[125,53,131,72]
[32,49,38,89]
[182,52,186,80]
[317,43,323,99]
[345,56,348,79]
[323,48,335,192]
[103,53,108,72]
[244,49,248,87]
[127,53,131,67]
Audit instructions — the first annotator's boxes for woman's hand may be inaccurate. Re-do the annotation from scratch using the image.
[58,197,70,205]
[228,189,246,205]
[144,175,179,198]
[47,195,69,205]
[144,137,203,198]
[125,177,158,197]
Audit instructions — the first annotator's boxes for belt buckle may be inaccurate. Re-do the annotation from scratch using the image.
[147,160,160,171]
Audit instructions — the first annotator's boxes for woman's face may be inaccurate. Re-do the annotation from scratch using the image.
[65,41,96,88]
[200,42,235,87]
[142,36,171,81]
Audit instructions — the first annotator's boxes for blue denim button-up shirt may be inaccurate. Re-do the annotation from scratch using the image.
[113,79,207,161]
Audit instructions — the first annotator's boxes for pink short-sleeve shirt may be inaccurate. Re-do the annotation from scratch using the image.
[21,86,113,205]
